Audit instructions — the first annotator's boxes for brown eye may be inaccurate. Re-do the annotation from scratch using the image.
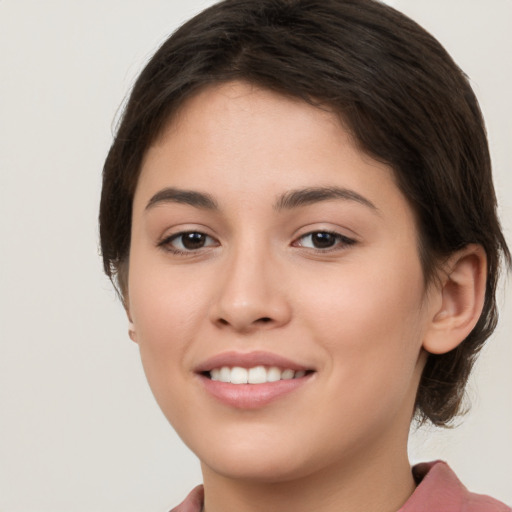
[310,232,337,248]
[179,232,208,249]
[296,231,355,250]
[162,231,218,253]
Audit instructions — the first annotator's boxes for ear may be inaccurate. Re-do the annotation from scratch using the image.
[422,244,487,355]
[126,310,138,344]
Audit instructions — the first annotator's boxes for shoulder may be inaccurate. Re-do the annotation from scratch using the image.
[400,460,511,512]
[169,485,204,512]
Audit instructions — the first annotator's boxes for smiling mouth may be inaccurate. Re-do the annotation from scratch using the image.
[197,354,315,408]
[204,366,313,384]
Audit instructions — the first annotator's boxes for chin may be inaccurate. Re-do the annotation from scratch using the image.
[186,429,316,483]
[201,453,314,484]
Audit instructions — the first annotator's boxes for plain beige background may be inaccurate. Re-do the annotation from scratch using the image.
[0,1,510,510]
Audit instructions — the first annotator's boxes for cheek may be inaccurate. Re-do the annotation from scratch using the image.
[300,267,428,451]
[127,255,211,400]
[129,254,208,338]
[300,254,428,387]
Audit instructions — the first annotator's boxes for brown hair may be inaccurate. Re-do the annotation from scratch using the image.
[99,0,510,426]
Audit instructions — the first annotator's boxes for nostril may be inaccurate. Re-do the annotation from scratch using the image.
[217,316,272,326]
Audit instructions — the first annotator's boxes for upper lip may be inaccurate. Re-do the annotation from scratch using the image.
[195,351,312,373]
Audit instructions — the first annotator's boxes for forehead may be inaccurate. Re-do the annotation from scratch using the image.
[151,81,345,161]
[138,81,395,193]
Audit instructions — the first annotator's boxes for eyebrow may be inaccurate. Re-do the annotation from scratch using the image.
[145,185,378,213]
[145,187,219,211]
[274,186,378,212]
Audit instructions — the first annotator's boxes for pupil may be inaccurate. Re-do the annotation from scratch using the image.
[312,232,335,248]
[182,233,205,249]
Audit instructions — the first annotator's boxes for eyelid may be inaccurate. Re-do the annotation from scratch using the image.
[155,224,357,255]
[157,228,220,255]
[292,228,357,251]
[155,223,217,245]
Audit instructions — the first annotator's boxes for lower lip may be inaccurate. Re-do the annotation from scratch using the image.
[198,374,312,409]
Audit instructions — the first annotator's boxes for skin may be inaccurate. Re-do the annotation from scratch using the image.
[127,81,486,512]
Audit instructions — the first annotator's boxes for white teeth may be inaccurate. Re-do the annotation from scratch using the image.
[230,367,248,384]
[248,366,267,384]
[281,369,295,380]
[219,366,231,382]
[267,366,281,382]
[209,366,308,384]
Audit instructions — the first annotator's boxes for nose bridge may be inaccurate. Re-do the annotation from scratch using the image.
[212,234,290,331]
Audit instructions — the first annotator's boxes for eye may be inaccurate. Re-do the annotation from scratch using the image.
[294,231,355,250]
[160,231,218,253]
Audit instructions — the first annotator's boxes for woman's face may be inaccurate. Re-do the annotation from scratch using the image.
[128,81,436,482]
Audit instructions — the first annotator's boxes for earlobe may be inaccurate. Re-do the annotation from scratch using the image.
[422,244,487,355]
[128,320,137,343]
[126,310,138,344]
[125,291,138,343]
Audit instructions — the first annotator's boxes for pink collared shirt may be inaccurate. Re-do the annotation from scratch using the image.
[170,461,511,512]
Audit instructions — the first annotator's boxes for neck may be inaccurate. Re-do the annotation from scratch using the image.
[201,443,416,512]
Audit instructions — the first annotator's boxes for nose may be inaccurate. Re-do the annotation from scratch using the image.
[210,244,292,334]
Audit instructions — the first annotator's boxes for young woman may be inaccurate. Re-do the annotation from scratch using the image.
[99,0,511,510]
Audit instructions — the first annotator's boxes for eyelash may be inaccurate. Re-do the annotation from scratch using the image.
[158,231,218,255]
[158,230,356,256]
[293,230,356,252]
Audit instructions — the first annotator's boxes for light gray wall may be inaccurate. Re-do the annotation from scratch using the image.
[0,1,510,510]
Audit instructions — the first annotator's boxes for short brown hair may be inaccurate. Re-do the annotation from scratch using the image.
[99,0,510,426]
